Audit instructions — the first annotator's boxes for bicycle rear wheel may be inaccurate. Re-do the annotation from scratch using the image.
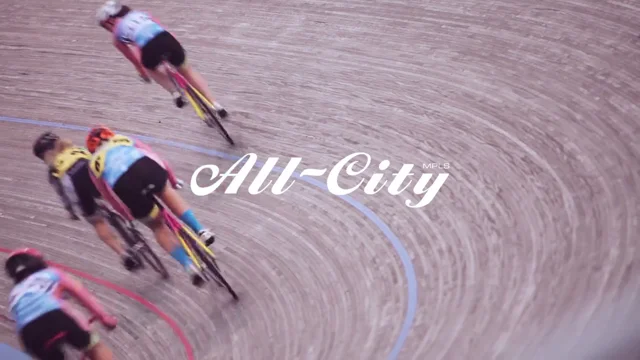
[186,85,235,145]
[104,208,169,279]
[181,228,239,300]
[130,227,170,279]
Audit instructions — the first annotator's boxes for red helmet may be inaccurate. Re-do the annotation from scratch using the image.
[86,125,115,153]
[5,248,47,283]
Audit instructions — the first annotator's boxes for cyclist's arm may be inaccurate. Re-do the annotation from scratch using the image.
[55,270,110,320]
[113,36,146,75]
[133,139,179,187]
[47,170,76,217]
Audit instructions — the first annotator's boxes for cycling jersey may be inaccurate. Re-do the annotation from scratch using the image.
[50,146,91,180]
[88,134,179,222]
[90,135,145,188]
[9,269,61,330]
[8,268,110,334]
[114,11,165,48]
[48,146,94,217]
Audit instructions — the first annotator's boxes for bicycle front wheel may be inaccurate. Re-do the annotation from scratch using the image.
[183,229,239,300]
[187,85,235,145]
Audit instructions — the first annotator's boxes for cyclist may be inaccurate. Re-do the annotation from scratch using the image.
[5,247,118,360]
[95,0,228,118]
[32,132,141,272]
[85,125,216,287]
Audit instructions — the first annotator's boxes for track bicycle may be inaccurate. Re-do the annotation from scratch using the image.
[147,196,239,300]
[160,55,235,145]
[96,200,169,279]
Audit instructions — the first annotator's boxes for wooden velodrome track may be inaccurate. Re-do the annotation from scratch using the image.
[1,0,639,359]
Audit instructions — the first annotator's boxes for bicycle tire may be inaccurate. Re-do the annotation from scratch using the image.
[186,85,235,145]
[104,209,145,268]
[130,227,170,279]
[182,228,239,300]
[104,207,169,279]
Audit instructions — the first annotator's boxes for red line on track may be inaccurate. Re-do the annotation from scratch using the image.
[0,247,194,360]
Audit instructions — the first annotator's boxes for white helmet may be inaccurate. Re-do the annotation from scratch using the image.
[96,0,122,24]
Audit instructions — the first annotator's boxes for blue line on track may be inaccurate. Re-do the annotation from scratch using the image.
[0,115,417,360]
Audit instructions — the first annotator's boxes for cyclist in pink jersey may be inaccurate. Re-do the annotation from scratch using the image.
[95,0,228,118]
[5,248,117,360]
[85,126,217,287]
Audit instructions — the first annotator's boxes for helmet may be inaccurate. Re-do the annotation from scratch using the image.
[5,248,48,283]
[96,0,122,24]
[86,125,115,153]
[33,131,60,160]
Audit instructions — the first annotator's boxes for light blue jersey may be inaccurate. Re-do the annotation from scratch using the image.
[8,269,62,330]
[114,10,165,48]
[100,143,145,187]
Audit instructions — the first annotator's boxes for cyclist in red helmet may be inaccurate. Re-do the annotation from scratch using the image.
[95,0,227,118]
[5,248,117,360]
[32,131,142,272]
[85,125,217,287]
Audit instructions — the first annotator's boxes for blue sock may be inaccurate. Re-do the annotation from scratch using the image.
[170,245,193,269]
[179,209,204,233]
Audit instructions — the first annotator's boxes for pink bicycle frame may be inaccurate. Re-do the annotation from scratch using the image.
[153,197,189,236]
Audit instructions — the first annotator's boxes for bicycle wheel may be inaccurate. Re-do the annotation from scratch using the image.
[104,208,169,279]
[181,228,239,300]
[129,227,170,279]
[104,208,145,268]
[186,85,235,145]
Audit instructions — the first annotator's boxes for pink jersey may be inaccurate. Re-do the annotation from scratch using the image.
[8,268,109,330]
[88,135,178,221]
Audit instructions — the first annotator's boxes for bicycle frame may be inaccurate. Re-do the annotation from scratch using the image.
[161,61,213,120]
[157,201,217,270]
[159,58,235,145]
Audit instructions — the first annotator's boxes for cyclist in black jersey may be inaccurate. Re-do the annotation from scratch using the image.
[32,132,141,272]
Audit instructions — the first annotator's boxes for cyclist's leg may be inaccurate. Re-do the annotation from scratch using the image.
[112,157,204,286]
[164,32,227,114]
[157,183,216,246]
[84,342,114,360]
[59,307,113,360]
[72,165,139,271]
[177,61,226,115]
[139,32,183,103]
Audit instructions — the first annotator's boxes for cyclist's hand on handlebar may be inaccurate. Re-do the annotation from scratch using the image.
[99,314,118,330]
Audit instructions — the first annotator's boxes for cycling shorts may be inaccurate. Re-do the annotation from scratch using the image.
[112,156,168,220]
[140,31,186,70]
[20,309,98,360]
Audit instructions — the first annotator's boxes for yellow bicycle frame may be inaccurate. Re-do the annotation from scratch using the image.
[173,222,217,270]
[183,84,215,123]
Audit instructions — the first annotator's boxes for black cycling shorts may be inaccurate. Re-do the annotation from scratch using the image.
[67,159,101,219]
[112,156,168,220]
[140,31,186,70]
[20,309,95,360]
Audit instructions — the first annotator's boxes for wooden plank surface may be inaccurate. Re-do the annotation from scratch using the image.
[0,0,639,359]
